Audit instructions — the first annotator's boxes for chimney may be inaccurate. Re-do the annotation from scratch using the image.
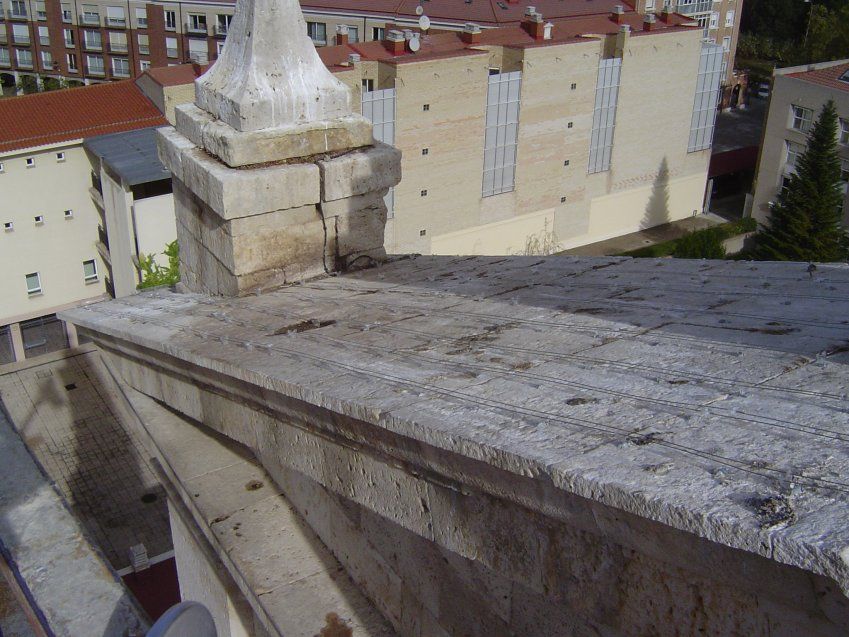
[335,24,349,46]
[643,13,657,31]
[543,21,553,40]
[611,4,626,24]
[384,29,406,55]
[661,6,673,22]
[615,23,630,57]
[521,9,545,40]
[461,22,482,44]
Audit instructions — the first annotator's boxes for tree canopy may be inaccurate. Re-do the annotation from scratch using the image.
[752,101,848,262]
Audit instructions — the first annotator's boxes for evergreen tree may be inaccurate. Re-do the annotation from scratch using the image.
[752,101,848,262]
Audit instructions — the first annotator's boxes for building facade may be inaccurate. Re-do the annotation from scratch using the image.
[0,0,743,104]
[0,80,166,364]
[750,59,849,227]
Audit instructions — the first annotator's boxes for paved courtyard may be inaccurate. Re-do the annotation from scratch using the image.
[0,347,171,571]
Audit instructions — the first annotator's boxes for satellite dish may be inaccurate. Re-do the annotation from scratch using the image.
[418,15,431,31]
[415,5,424,15]
[409,36,421,52]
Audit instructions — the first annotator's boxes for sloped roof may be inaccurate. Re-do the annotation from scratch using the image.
[786,61,849,93]
[0,80,167,154]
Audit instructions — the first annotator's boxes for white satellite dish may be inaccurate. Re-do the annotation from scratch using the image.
[408,36,421,52]
[415,5,424,15]
[418,14,431,31]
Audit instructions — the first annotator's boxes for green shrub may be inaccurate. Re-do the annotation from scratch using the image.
[138,241,180,289]
[673,228,727,259]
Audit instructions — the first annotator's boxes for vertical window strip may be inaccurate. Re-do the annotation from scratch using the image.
[588,57,622,175]
[362,87,397,217]
[688,43,723,153]
[482,71,522,198]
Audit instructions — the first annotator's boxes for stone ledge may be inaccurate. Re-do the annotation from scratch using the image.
[157,127,321,221]
[175,104,374,168]
[318,143,402,202]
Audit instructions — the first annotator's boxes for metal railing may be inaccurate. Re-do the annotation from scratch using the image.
[675,0,714,16]
[109,42,128,52]
[13,34,31,45]
[83,40,102,51]
[80,13,100,25]
[186,22,207,34]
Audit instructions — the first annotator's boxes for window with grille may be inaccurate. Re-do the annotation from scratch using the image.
[25,272,42,295]
[688,43,723,153]
[482,70,522,197]
[588,57,621,173]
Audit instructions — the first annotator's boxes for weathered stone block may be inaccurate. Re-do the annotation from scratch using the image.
[176,104,374,168]
[318,143,402,202]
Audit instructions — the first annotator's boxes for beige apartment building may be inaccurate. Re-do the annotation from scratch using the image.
[0,79,166,363]
[0,0,744,105]
[750,59,849,226]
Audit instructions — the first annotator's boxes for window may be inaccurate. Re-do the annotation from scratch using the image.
[348,26,359,43]
[12,24,30,45]
[307,21,326,45]
[560,196,567,203]
[722,36,731,52]
[564,159,570,166]
[372,26,385,41]
[361,78,374,92]
[64,28,74,47]
[187,13,207,33]
[10,0,26,17]
[165,36,178,58]
[645,0,655,9]
[361,86,396,217]
[422,148,429,155]
[25,158,34,167]
[38,25,49,45]
[839,118,849,145]
[86,54,104,75]
[589,57,622,172]
[105,6,126,27]
[140,59,150,71]
[112,57,130,76]
[66,52,78,72]
[138,33,149,54]
[567,122,573,129]
[0,48,9,66]
[135,7,147,27]
[61,4,72,22]
[83,30,102,50]
[25,273,42,295]
[483,70,522,196]
[40,50,53,69]
[215,40,225,56]
[56,152,65,162]
[4,222,13,231]
[423,104,430,111]
[81,4,99,24]
[64,209,73,219]
[109,31,128,53]
[688,43,723,153]
[188,38,207,64]
[165,10,176,30]
[0,163,4,173]
[784,140,804,172]
[709,12,718,29]
[421,189,428,196]
[419,229,426,236]
[83,259,98,282]
[725,10,735,27]
[570,82,577,90]
[216,14,232,35]
[34,215,44,225]
[790,105,813,132]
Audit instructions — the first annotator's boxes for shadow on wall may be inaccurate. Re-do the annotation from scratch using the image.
[641,157,671,237]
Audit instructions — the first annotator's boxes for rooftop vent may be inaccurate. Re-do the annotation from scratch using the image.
[525,6,537,16]
[335,24,349,46]
[543,21,553,40]
[384,29,406,55]
[611,4,626,24]
[643,13,657,30]
[461,22,482,44]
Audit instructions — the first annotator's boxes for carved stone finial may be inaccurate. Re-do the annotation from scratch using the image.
[194,0,352,132]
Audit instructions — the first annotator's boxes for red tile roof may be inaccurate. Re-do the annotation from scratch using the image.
[786,61,849,93]
[0,80,167,154]
[143,62,209,87]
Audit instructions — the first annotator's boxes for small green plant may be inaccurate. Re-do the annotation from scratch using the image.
[673,227,727,259]
[138,241,180,289]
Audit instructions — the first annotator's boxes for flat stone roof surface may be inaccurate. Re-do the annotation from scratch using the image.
[63,255,849,595]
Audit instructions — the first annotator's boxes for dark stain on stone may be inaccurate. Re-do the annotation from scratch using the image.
[140,492,158,504]
[566,397,598,406]
[668,379,689,385]
[272,319,336,335]
[211,514,230,524]
[315,612,353,637]
[64,383,77,391]
[511,361,533,371]
[628,431,663,446]
[748,494,796,529]
[245,480,264,491]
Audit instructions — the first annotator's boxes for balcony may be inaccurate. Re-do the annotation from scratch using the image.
[109,42,128,53]
[83,40,102,52]
[188,52,208,64]
[105,17,125,28]
[7,7,27,20]
[675,0,714,16]
[186,22,208,35]
[80,13,100,25]
[87,65,105,76]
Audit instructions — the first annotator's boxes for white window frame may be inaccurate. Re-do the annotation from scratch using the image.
[4,221,13,231]
[688,43,723,153]
[83,259,98,282]
[725,10,734,27]
[34,215,44,225]
[709,11,718,29]
[25,272,42,296]
[839,118,849,145]
[588,58,622,173]
[307,21,327,45]
[722,36,731,52]
[790,105,813,132]
[25,158,35,167]
[56,152,65,162]
[784,140,805,173]
[64,209,74,219]
[482,70,522,196]
[164,10,176,30]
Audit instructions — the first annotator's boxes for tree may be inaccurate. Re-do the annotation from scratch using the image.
[137,241,180,289]
[752,101,848,262]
